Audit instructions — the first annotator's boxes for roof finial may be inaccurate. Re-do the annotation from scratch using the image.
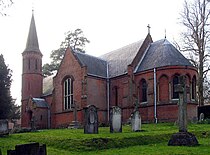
[164,29,167,39]
[147,24,151,34]
[32,0,34,14]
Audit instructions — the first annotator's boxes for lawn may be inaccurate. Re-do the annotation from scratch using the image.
[0,123,210,155]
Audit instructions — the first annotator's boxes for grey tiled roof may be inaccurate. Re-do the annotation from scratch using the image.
[24,14,40,53]
[136,39,193,72]
[43,74,54,96]
[100,40,144,77]
[32,98,49,108]
[74,51,107,78]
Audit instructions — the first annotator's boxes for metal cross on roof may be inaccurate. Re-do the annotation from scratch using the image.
[147,24,151,34]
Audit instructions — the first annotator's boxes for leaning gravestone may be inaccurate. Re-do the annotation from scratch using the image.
[7,142,46,155]
[110,106,122,133]
[0,120,9,136]
[168,75,198,146]
[131,110,141,132]
[84,105,98,134]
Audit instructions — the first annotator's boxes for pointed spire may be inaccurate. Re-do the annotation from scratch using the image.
[24,12,40,53]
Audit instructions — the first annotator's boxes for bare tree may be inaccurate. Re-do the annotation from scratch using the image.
[0,0,13,16]
[180,0,210,106]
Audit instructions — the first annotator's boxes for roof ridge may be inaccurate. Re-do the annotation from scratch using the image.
[100,39,144,57]
[74,50,107,62]
[134,43,151,73]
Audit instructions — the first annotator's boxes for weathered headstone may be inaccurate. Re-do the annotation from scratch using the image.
[168,75,198,146]
[110,106,122,133]
[131,110,141,132]
[84,105,98,134]
[7,142,46,155]
[0,120,9,136]
[131,99,141,131]
[199,113,204,122]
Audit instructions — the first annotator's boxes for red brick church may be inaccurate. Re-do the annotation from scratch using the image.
[21,13,198,129]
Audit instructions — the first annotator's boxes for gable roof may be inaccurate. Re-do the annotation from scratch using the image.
[32,98,49,108]
[100,39,144,77]
[135,39,193,72]
[73,51,107,78]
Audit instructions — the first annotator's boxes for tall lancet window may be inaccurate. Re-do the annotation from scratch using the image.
[64,77,73,110]
[140,79,147,102]
[192,76,196,100]
[172,75,179,99]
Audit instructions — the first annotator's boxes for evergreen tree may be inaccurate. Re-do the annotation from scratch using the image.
[0,54,13,119]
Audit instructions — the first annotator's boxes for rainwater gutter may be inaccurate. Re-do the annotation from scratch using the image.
[107,63,110,122]
[154,68,157,123]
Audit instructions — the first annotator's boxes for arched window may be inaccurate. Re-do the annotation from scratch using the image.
[64,77,73,110]
[140,79,147,102]
[172,75,179,99]
[192,76,196,100]
[28,59,31,70]
[35,59,38,70]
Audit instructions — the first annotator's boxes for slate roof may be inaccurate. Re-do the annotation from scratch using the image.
[32,98,49,108]
[42,38,193,96]
[135,39,193,72]
[74,51,107,78]
[43,74,54,96]
[100,40,144,77]
[24,13,40,53]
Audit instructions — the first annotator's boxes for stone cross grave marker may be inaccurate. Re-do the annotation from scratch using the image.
[84,105,98,134]
[168,75,198,146]
[174,75,187,132]
[110,106,122,133]
[70,101,79,128]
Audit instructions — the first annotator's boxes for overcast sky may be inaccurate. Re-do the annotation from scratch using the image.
[0,0,185,105]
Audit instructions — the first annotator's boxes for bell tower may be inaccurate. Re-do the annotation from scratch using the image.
[21,12,43,127]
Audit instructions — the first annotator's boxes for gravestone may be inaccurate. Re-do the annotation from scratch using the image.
[84,105,98,134]
[168,75,198,146]
[131,99,141,131]
[0,120,9,136]
[199,113,204,122]
[7,142,46,155]
[131,110,141,132]
[110,106,122,133]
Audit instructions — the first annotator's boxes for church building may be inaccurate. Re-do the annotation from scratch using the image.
[21,14,198,129]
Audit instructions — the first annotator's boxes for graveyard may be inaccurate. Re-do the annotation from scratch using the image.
[0,123,210,155]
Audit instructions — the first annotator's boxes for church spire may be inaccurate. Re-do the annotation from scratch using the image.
[24,12,40,53]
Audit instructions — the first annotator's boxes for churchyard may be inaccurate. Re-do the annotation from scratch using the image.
[0,123,210,155]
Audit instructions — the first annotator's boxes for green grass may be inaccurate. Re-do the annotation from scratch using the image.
[0,123,210,155]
